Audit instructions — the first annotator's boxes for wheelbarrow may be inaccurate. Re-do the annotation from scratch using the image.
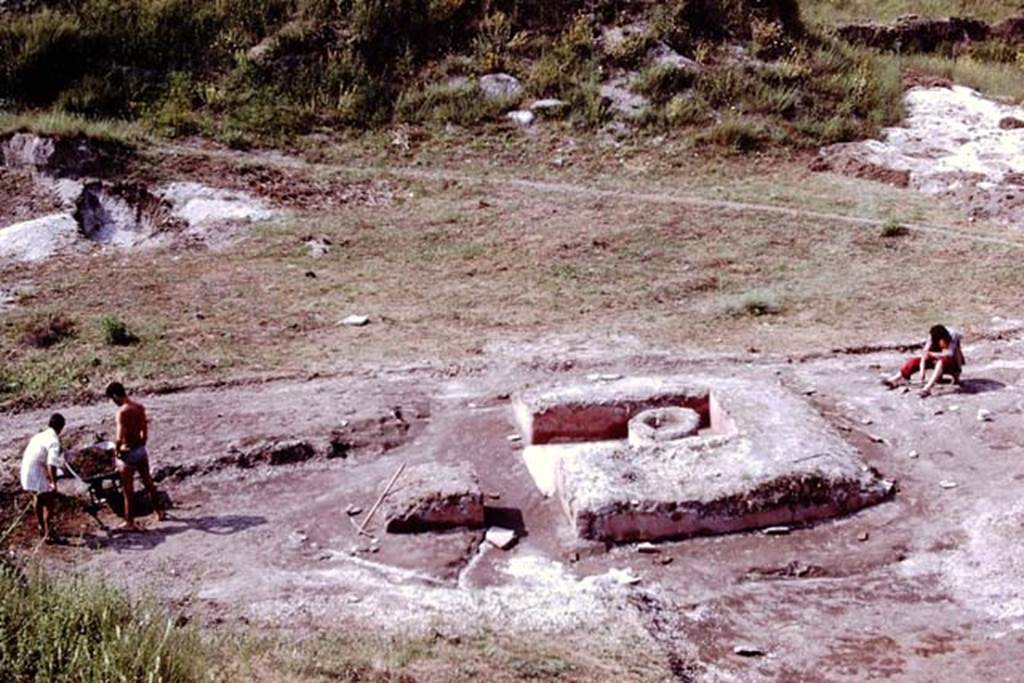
[63,442,126,521]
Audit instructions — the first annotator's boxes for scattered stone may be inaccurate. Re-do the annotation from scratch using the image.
[858,531,870,542]
[305,236,332,258]
[978,409,994,422]
[506,434,522,442]
[341,315,370,327]
[860,417,874,425]
[868,434,886,444]
[479,73,523,102]
[485,527,518,550]
[384,462,485,533]
[948,405,960,413]
[940,480,958,489]
[304,270,317,278]
[531,99,568,115]
[763,526,791,536]
[637,542,660,554]
[933,409,944,416]
[600,80,649,119]
[345,504,363,516]
[908,450,920,459]
[733,645,767,657]
[999,117,1024,130]
[606,568,642,586]
[506,110,535,127]
[658,556,674,566]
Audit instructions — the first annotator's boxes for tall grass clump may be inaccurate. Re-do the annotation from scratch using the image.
[0,564,203,682]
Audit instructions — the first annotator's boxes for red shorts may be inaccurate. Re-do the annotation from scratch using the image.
[900,355,961,380]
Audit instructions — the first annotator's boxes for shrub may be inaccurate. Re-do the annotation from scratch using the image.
[880,218,911,238]
[396,81,509,126]
[632,65,697,104]
[722,289,784,317]
[473,11,528,73]
[100,315,139,346]
[665,93,712,125]
[697,116,771,151]
[20,315,75,349]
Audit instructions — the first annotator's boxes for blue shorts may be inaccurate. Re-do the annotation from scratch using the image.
[116,446,149,469]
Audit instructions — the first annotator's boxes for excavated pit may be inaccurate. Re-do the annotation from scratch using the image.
[514,376,893,544]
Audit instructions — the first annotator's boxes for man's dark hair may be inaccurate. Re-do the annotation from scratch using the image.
[48,413,65,432]
[105,381,127,399]
[929,325,952,347]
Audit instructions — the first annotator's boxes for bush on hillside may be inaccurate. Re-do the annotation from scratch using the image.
[0,0,908,149]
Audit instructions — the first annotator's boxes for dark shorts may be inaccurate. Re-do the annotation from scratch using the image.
[116,446,149,470]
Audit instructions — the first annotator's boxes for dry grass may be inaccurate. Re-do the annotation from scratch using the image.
[2,143,1022,407]
[213,630,666,682]
[802,0,1023,26]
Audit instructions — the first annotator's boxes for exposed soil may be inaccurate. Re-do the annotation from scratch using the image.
[4,330,1024,679]
[0,168,61,227]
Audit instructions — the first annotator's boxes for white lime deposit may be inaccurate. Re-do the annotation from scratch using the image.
[0,213,78,262]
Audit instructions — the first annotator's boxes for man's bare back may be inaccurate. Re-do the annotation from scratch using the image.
[117,400,147,451]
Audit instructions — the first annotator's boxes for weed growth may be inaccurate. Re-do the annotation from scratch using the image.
[0,564,203,682]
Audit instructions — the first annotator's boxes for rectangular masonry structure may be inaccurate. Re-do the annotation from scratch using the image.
[514,376,894,543]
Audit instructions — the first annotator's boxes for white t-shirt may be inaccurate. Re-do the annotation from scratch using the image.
[20,428,62,493]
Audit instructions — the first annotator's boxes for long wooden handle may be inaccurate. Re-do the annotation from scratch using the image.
[356,463,405,536]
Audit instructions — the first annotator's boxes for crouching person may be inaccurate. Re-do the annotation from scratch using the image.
[883,325,965,398]
[20,413,66,543]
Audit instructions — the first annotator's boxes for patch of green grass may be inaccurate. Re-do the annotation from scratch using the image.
[396,82,511,127]
[100,315,139,347]
[632,64,697,105]
[900,53,1024,99]
[0,109,145,144]
[0,564,203,682]
[697,116,773,151]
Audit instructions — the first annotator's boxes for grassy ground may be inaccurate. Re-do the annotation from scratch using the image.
[802,0,1024,25]
[0,563,204,681]
[216,630,667,682]
[0,561,666,681]
[2,139,1022,408]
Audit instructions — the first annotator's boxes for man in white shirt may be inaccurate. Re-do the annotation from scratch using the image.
[20,413,66,543]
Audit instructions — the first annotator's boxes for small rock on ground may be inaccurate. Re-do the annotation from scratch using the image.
[485,527,517,550]
[733,645,767,657]
[341,315,370,327]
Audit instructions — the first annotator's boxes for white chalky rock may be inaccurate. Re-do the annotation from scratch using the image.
[485,527,517,550]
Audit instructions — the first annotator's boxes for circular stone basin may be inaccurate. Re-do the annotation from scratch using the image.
[628,407,701,447]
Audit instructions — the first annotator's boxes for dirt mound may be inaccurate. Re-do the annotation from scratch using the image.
[0,133,129,179]
[836,15,991,52]
[0,168,61,227]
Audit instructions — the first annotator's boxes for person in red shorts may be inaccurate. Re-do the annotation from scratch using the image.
[882,325,965,398]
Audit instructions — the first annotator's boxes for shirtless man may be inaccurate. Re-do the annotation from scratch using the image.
[106,382,165,530]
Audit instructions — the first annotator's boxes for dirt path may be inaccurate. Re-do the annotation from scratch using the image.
[4,331,1024,679]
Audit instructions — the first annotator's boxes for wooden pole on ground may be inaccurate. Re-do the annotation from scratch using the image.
[355,463,405,537]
